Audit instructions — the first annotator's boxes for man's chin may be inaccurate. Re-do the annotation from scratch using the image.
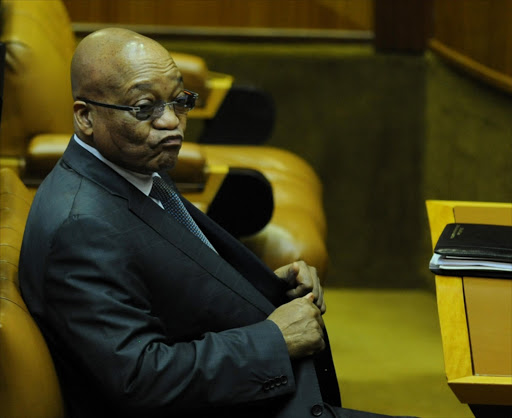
[152,155,179,174]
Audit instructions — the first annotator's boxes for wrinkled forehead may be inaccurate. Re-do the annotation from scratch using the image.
[106,39,182,93]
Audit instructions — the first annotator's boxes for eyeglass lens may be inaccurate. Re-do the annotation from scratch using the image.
[135,94,196,121]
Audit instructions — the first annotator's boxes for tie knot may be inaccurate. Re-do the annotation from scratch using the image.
[149,176,216,252]
[150,176,176,202]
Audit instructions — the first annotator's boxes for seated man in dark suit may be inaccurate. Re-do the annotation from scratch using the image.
[19,28,412,418]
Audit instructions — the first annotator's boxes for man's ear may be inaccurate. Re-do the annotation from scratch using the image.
[73,101,94,136]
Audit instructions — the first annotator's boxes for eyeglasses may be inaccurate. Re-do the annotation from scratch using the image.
[77,90,198,121]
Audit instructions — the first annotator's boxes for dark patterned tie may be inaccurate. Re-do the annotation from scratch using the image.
[150,176,215,251]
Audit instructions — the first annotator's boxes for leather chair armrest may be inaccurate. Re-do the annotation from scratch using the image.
[25,135,227,218]
[241,210,328,281]
[201,145,326,235]
[25,134,70,178]
[171,142,207,185]
[25,135,211,186]
[189,71,234,120]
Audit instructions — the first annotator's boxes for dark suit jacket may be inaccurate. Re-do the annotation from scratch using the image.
[19,138,340,418]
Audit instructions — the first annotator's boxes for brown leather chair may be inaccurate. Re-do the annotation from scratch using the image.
[0,167,66,418]
[202,145,327,275]
[0,0,328,278]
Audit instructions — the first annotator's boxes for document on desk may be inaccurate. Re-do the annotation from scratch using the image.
[429,223,512,279]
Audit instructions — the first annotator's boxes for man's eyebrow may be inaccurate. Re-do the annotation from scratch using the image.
[127,83,152,94]
[127,76,184,95]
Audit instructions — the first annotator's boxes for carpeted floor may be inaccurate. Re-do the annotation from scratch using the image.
[324,288,473,418]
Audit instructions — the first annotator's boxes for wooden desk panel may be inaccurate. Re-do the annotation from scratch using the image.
[455,204,512,377]
[464,278,512,376]
[426,200,512,405]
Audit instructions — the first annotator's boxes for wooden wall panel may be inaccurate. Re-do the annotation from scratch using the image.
[62,0,373,31]
[430,0,512,94]
[374,0,432,53]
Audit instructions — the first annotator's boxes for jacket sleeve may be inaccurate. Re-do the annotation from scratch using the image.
[42,213,296,414]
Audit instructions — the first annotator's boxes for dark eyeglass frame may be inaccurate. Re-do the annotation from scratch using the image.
[77,89,198,121]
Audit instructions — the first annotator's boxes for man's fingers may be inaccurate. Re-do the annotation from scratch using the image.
[294,288,326,314]
[285,262,300,285]
[268,296,326,359]
[320,300,326,314]
[315,288,326,314]
[303,292,315,302]
[303,293,325,328]
[283,262,325,314]
[285,286,303,299]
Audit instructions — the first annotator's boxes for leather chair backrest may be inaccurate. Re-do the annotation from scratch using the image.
[0,167,66,418]
[0,0,76,158]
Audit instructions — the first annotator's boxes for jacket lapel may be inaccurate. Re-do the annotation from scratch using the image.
[61,138,280,315]
[184,199,289,308]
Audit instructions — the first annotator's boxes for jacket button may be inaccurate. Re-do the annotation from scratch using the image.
[311,404,324,416]
[263,381,270,392]
[280,375,288,385]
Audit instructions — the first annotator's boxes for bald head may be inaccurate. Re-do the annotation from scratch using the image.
[71,28,186,173]
[71,28,174,100]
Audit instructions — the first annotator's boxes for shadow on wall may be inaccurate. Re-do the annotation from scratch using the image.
[164,41,512,290]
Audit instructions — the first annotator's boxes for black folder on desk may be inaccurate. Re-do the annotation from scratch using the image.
[429,223,512,279]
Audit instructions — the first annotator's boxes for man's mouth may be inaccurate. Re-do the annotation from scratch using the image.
[159,136,182,147]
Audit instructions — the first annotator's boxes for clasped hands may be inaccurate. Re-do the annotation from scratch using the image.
[268,261,326,359]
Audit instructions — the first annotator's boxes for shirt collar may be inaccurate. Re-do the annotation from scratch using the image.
[73,134,156,196]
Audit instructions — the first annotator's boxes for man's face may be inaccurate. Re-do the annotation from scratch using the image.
[88,45,187,174]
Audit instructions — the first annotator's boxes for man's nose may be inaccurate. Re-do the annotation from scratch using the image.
[153,103,180,129]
